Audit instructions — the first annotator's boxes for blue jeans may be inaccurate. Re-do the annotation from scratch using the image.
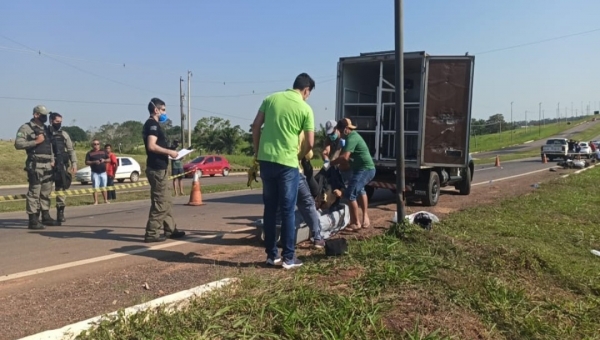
[260,161,300,261]
[345,169,376,201]
[274,173,323,241]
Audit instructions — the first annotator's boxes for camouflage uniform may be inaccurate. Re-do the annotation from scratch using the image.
[14,105,60,229]
[49,125,77,222]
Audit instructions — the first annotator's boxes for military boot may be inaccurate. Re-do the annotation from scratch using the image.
[57,206,66,223]
[41,210,61,226]
[28,213,46,230]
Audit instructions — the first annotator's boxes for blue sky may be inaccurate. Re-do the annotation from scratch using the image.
[1,0,599,139]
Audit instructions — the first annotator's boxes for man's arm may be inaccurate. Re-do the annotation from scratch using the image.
[302,108,315,153]
[14,125,37,150]
[251,111,265,157]
[147,135,178,158]
[331,137,355,166]
[84,152,94,166]
[64,132,78,171]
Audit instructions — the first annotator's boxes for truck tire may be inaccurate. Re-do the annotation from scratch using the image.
[458,166,471,195]
[422,171,440,207]
[365,185,375,201]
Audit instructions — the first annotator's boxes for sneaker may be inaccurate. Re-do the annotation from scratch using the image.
[282,258,303,270]
[266,256,282,266]
[313,239,325,249]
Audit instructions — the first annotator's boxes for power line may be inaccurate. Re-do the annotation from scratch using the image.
[191,77,337,98]
[475,27,600,55]
[0,96,252,121]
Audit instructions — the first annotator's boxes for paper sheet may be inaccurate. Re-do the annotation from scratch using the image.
[169,148,194,161]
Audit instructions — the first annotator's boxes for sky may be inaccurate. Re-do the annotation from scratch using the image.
[1,0,599,140]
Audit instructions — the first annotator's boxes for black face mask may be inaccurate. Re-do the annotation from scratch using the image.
[52,123,62,130]
[39,115,48,124]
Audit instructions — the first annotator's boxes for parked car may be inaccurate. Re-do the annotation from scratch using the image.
[578,142,592,157]
[75,156,141,185]
[183,155,231,178]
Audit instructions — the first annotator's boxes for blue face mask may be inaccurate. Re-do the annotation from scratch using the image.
[158,113,168,123]
[328,133,338,141]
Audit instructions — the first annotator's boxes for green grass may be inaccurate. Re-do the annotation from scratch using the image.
[470,118,590,153]
[0,181,263,213]
[75,167,600,339]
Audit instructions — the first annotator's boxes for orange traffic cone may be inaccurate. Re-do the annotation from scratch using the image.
[495,155,501,167]
[186,170,205,206]
[542,153,547,164]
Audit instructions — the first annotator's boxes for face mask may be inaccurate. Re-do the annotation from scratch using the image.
[158,113,168,123]
[328,133,338,141]
[52,123,61,130]
[39,115,48,123]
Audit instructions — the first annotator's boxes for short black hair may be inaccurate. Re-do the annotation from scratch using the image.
[148,97,166,114]
[292,73,315,91]
[104,144,112,148]
[49,112,62,121]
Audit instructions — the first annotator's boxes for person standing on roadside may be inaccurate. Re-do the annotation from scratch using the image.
[49,112,77,223]
[85,139,110,205]
[169,140,185,196]
[14,105,60,229]
[330,118,376,231]
[142,98,186,243]
[252,73,316,269]
[104,144,118,201]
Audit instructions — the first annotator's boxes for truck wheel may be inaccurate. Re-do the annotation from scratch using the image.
[422,171,440,207]
[458,166,471,195]
[365,185,375,201]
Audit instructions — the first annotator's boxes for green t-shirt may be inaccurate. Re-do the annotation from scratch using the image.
[257,89,315,169]
[342,131,375,171]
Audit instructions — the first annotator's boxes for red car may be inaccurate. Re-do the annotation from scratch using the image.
[183,155,231,178]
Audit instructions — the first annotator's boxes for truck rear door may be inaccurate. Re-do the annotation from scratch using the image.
[421,56,475,167]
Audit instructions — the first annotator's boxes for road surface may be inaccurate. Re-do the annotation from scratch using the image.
[0,157,558,280]
[474,119,600,159]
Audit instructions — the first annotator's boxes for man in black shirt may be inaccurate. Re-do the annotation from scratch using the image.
[142,97,186,243]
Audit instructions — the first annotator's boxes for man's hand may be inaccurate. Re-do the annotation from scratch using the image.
[34,134,45,145]
[168,150,179,159]
[71,166,77,174]
[50,161,55,167]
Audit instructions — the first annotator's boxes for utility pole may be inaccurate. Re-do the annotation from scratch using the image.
[543,109,545,126]
[187,70,192,148]
[179,76,185,146]
[538,102,542,137]
[510,101,513,142]
[571,102,573,121]
[394,0,406,223]
[525,110,528,132]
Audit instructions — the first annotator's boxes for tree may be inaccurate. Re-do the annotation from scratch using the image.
[62,125,88,143]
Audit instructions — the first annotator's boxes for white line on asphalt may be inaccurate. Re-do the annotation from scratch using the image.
[474,167,499,172]
[0,234,219,283]
[472,166,559,186]
[18,278,237,340]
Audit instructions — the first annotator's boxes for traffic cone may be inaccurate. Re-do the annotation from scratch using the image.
[542,153,547,164]
[186,170,205,206]
[495,155,501,167]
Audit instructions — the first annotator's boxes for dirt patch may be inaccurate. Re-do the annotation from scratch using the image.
[383,288,495,339]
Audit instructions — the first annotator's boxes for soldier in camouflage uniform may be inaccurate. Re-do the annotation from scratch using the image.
[14,105,60,229]
[49,112,77,222]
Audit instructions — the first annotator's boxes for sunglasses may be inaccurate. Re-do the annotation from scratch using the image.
[92,143,100,145]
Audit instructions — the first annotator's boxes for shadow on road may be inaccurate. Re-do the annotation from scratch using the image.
[203,193,262,205]
[34,228,145,243]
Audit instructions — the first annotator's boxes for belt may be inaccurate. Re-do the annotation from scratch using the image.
[34,158,53,163]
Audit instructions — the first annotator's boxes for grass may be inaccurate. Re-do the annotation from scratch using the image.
[75,167,600,339]
[0,181,263,213]
[470,117,590,153]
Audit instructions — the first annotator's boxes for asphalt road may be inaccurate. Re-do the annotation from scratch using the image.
[0,156,559,280]
[474,119,600,159]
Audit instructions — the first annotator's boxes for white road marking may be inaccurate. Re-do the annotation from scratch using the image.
[231,226,256,233]
[474,167,500,172]
[472,166,559,186]
[0,234,218,283]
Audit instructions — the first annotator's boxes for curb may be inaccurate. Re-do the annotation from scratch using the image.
[18,278,237,340]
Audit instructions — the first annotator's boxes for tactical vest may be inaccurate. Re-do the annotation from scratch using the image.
[28,122,52,156]
[51,131,69,162]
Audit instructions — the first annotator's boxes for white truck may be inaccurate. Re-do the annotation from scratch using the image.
[540,138,569,161]
[334,50,475,206]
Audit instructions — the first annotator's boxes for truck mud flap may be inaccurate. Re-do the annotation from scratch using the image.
[410,182,429,197]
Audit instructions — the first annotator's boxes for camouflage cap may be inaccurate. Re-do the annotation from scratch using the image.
[33,105,48,115]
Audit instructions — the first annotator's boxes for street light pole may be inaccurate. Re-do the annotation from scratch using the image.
[394,0,406,223]
[538,102,542,136]
[510,101,513,142]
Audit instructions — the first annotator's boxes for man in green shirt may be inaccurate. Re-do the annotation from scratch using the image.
[330,118,376,231]
[252,73,316,270]
[169,140,184,196]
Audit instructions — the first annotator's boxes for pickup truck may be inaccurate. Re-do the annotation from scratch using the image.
[540,138,568,161]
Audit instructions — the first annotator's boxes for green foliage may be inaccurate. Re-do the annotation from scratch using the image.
[61,125,88,142]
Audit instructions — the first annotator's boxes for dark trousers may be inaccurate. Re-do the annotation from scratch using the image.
[107,176,116,200]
